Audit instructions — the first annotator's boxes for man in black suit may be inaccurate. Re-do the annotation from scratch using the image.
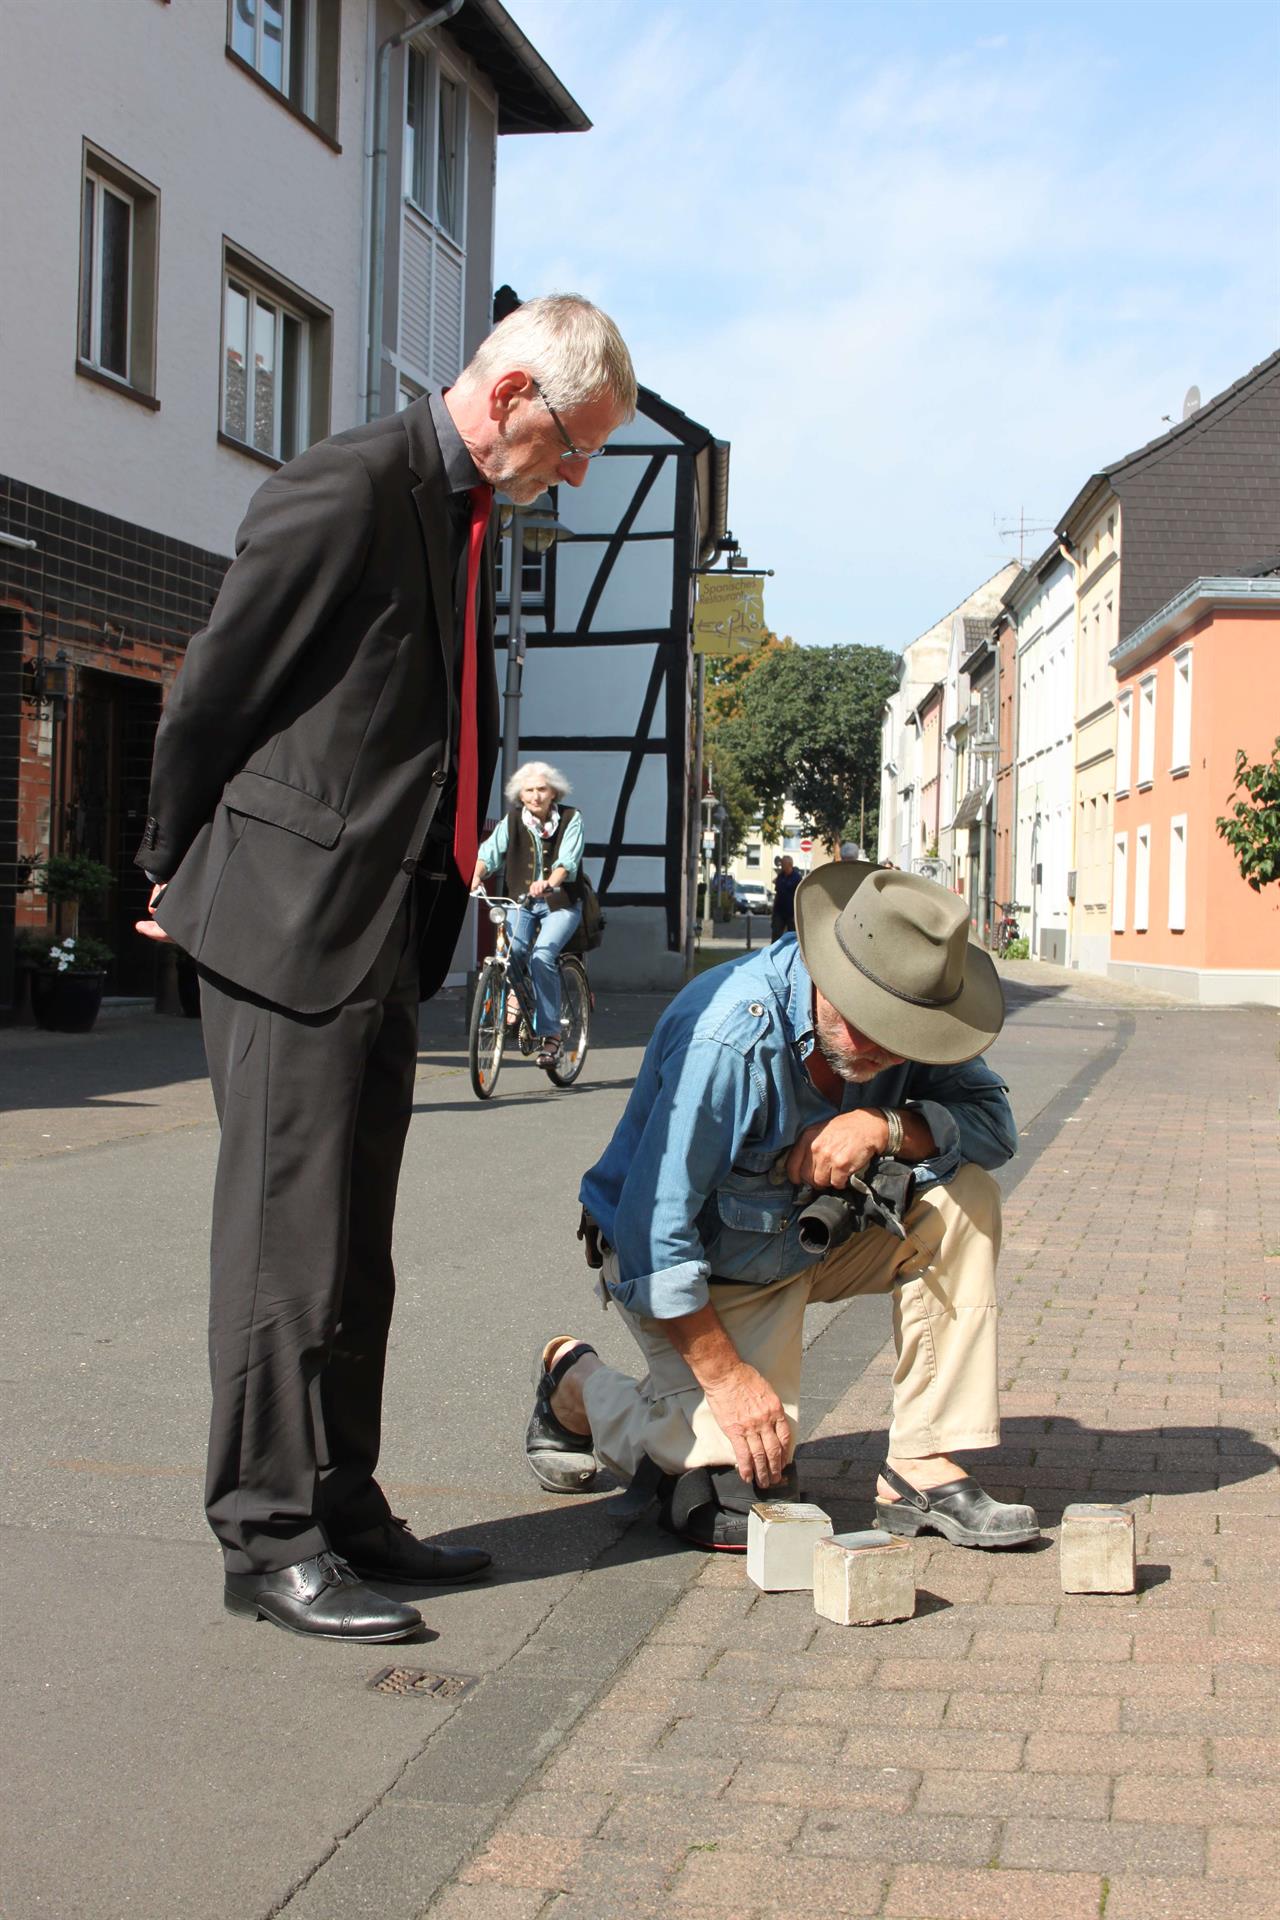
[138,295,635,1641]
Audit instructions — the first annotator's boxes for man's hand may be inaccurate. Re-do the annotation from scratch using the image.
[702,1362,792,1487]
[134,882,171,944]
[662,1302,792,1487]
[528,878,549,899]
[785,1111,888,1189]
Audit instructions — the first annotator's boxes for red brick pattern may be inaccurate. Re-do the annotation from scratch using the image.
[438,1009,1280,1918]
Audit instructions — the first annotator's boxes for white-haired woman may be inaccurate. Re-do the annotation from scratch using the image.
[471,762,585,1068]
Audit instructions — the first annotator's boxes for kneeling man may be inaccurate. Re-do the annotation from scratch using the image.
[525,863,1038,1552]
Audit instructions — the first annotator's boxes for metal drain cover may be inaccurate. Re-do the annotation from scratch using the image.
[368,1666,477,1700]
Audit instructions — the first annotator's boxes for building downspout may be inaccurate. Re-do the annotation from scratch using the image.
[366,0,465,422]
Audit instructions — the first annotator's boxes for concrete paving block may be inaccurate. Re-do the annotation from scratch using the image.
[746,1501,834,1591]
[813,1529,915,1626]
[1060,1503,1137,1594]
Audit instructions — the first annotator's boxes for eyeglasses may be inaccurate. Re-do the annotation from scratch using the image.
[531,378,607,461]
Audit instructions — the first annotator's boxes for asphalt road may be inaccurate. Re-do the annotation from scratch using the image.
[0,963,1153,1919]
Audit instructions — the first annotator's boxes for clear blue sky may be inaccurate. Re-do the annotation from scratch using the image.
[495,0,1280,650]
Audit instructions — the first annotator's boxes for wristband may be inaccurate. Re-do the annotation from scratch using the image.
[879,1107,905,1156]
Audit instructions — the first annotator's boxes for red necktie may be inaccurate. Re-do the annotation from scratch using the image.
[452,483,493,882]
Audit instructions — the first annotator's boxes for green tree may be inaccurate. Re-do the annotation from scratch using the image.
[702,636,792,856]
[722,643,899,851]
[1215,736,1280,890]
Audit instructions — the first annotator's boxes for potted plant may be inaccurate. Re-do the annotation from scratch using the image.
[31,853,115,939]
[26,931,115,1033]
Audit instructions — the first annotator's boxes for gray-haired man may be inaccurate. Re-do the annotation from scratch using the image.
[139,296,635,1638]
[526,864,1039,1553]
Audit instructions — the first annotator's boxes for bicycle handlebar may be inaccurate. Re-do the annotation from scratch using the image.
[470,889,533,910]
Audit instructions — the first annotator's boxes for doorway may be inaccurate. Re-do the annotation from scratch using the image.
[71,668,162,994]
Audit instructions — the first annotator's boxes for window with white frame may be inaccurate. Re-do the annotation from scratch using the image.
[436,73,464,243]
[494,534,546,607]
[228,0,338,137]
[745,844,762,869]
[1137,673,1156,787]
[1134,824,1150,931]
[401,44,468,387]
[1171,646,1193,771]
[1115,689,1133,793]
[78,145,159,397]
[1113,831,1128,933]
[1168,815,1187,931]
[220,247,331,463]
[404,47,467,241]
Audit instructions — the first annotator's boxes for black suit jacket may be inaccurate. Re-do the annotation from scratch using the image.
[136,398,498,1013]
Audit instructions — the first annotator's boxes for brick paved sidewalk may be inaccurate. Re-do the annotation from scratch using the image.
[429,1008,1279,1920]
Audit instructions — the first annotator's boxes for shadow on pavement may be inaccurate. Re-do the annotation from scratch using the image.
[799,1417,1278,1513]
[360,1492,697,1602]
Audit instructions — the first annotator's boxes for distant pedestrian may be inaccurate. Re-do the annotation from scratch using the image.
[770,854,801,940]
[137,295,635,1642]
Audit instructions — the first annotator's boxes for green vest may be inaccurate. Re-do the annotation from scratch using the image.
[504,804,578,907]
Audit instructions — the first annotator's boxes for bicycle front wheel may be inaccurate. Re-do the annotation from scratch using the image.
[468,958,507,1099]
[548,955,591,1086]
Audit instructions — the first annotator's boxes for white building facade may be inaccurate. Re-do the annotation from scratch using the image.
[0,0,584,998]
[1007,548,1076,964]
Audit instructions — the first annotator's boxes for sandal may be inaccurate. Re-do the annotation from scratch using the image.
[875,1463,1040,1549]
[535,1037,562,1069]
[525,1338,598,1493]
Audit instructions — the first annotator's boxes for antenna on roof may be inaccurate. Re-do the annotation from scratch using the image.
[993,508,1056,567]
[1182,385,1201,420]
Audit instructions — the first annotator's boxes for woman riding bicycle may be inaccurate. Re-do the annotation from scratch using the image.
[470,761,584,1069]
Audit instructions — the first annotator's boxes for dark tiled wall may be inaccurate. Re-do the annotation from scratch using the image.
[0,474,229,666]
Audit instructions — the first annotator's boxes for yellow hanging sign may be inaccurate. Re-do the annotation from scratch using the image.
[692,574,769,655]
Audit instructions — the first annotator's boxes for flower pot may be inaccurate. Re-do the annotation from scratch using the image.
[31,968,106,1033]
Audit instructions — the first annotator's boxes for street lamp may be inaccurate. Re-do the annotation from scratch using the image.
[713,802,728,914]
[498,492,567,797]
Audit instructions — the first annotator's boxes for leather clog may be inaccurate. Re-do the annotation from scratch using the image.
[874,1463,1040,1549]
[526,1337,599,1492]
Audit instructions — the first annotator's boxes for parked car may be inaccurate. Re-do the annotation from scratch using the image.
[735,882,774,916]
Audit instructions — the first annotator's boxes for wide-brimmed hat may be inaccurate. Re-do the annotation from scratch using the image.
[794,861,1004,1065]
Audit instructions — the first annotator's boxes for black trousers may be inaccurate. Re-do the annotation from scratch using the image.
[199,887,427,1574]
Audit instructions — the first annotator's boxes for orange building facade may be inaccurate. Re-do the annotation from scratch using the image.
[1109,580,1280,1005]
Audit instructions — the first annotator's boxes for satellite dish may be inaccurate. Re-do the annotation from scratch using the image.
[1182,385,1201,420]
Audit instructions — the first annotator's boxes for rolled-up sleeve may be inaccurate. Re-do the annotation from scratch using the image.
[601,1037,765,1320]
[476,816,508,874]
[903,1058,1017,1188]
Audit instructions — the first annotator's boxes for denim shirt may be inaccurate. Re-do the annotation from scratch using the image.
[579,936,1016,1322]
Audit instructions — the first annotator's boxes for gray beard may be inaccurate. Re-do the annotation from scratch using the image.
[816,1032,884,1083]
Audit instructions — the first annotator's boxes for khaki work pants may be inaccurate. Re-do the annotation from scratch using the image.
[582,1163,1002,1483]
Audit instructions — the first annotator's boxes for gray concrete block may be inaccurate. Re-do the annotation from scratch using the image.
[812,1529,915,1626]
[1059,1503,1137,1593]
[746,1501,834,1591]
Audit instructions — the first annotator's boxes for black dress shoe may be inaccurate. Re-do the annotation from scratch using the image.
[224,1551,422,1640]
[874,1463,1040,1549]
[526,1337,599,1493]
[332,1515,492,1585]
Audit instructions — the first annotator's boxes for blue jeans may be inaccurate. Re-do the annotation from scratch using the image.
[507,899,583,1036]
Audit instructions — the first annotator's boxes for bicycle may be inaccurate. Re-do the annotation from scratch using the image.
[467,891,591,1100]
[992,903,1023,957]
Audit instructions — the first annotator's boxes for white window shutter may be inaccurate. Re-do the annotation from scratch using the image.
[431,241,464,385]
